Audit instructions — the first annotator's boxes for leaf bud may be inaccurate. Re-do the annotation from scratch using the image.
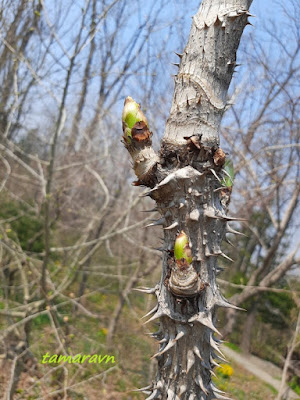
[122,96,148,144]
[174,231,192,264]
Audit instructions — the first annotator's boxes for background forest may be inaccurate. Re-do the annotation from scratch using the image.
[0,0,299,399]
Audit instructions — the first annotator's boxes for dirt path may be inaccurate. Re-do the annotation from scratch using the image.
[222,346,299,399]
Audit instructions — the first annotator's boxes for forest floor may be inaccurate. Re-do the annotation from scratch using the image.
[222,346,300,399]
[1,345,299,399]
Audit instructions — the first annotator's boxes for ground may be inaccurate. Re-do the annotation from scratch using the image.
[222,346,300,400]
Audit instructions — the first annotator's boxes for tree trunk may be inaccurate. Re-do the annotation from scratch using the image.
[122,0,253,398]
[276,305,300,400]
[241,303,256,354]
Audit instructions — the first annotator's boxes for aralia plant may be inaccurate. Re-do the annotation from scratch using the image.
[122,0,253,398]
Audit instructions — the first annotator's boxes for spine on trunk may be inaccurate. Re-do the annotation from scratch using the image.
[122,97,243,399]
[122,1,253,398]
[140,165,239,400]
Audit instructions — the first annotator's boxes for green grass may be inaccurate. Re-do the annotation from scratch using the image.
[213,360,279,400]
[289,376,300,395]
[264,383,278,394]
[4,262,287,400]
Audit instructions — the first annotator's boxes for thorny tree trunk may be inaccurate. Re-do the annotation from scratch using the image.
[122,1,253,399]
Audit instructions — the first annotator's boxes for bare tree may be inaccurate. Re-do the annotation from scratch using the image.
[276,293,300,400]
[0,0,298,398]
[219,0,300,338]
[0,0,182,398]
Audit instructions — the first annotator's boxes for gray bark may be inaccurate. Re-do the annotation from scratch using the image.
[123,0,253,398]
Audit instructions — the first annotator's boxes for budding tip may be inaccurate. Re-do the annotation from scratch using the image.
[122,96,149,139]
[174,230,192,264]
[124,95,134,104]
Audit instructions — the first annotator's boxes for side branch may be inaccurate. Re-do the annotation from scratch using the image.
[122,96,159,187]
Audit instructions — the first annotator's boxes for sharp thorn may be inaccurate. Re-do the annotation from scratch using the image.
[141,304,158,319]
[210,337,226,358]
[212,393,231,400]
[143,310,163,325]
[193,346,203,360]
[214,186,228,192]
[216,295,246,311]
[224,236,235,247]
[186,349,195,374]
[210,168,222,183]
[195,374,208,395]
[133,385,153,393]
[210,369,217,378]
[145,389,160,400]
[145,217,166,228]
[213,352,228,363]
[189,315,221,336]
[223,215,247,222]
[174,330,186,342]
[204,210,218,219]
[210,355,220,367]
[146,331,161,339]
[227,303,245,312]
[139,191,152,197]
[214,186,228,193]
[226,225,246,236]
[178,384,187,396]
[174,52,183,58]
[151,331,184,359]
[159,337,168,344]
[211,383,226,395]
[164,221,179,230]
[133,286,156,294]
[220,252,234,262]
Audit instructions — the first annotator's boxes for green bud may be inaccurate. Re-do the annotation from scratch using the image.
[122,96,148,144]
[174,231,192,264]
[221,159,234,188]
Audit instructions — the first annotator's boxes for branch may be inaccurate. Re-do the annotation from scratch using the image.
[248,185,300,286]
[217,279,298,295]
[122,97,159,186]
[229,246,300,305]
